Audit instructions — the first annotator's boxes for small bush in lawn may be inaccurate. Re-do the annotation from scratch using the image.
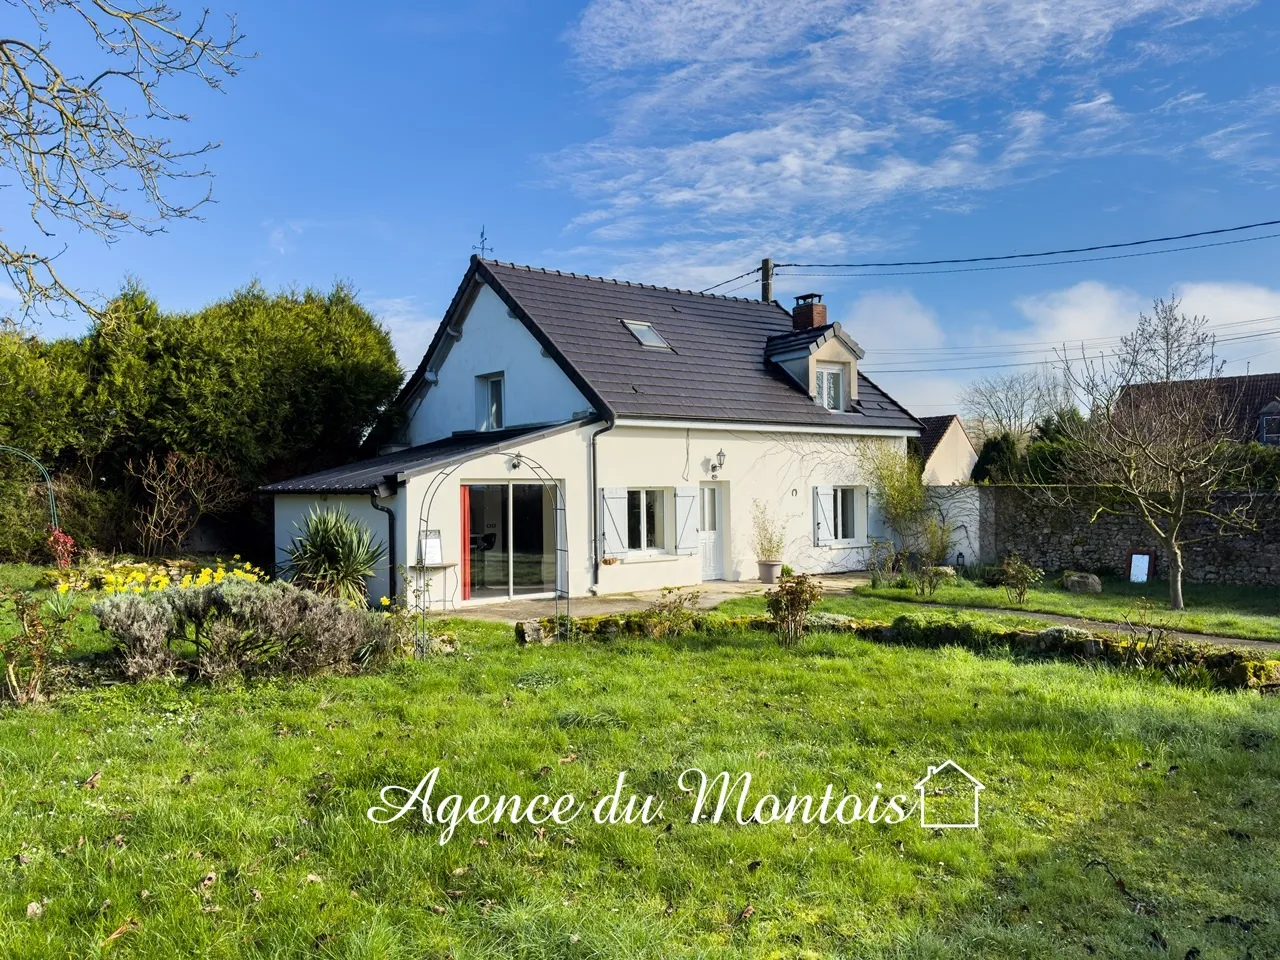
[999,552,1043,606]
[914,564,957,598]
[285,507,385,604]
[642,586,703,639]
[0,591,72,704]
[868,539,897,588]
[765,573,823,647]
[93,580,394,682]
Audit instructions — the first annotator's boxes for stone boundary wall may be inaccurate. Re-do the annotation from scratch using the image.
[974,485,1280,587]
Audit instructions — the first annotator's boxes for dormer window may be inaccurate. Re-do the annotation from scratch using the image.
[621,319,672,350]
[815,362,843,411]
[476,372,504,431]
[1263,414,1280,446]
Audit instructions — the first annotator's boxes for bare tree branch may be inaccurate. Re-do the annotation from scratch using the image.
[1048,297,1265,610]
[959,365,1070,444]
[0,0,248,313]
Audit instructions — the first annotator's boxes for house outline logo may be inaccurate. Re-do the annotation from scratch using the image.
[914,760,984,829]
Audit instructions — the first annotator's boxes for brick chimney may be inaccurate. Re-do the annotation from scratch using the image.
[792,293,827,330]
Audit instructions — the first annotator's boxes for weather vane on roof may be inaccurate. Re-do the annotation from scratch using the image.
[472,225,494,258]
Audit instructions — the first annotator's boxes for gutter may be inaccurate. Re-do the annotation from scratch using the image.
[589,416,617,592]
[370,480,398,602]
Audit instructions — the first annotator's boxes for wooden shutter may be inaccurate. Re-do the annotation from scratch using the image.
[600,488,629,558]
[812,486,834,546]
[674,487,699,555]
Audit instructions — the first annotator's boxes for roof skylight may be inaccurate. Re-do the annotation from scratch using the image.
[621,319,672,350]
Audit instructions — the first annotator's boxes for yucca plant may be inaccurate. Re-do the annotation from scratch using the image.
[284,507,386,604]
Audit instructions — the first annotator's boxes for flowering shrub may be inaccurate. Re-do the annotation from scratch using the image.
[765,573,824,647]
[46,527,75,569]
[93,579,394,682]
[41,557,265,594]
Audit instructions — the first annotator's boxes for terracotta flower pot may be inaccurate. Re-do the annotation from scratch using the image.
[758,560,783,584]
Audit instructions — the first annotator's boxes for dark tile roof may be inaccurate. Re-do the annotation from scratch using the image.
[402,258,920,432]
[260,422,576,494]
[1119,373,1280,441]
[916,414,977,463]
[915,415,958,463]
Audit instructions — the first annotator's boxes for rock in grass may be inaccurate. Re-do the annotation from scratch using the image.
[1063,572,1103,594]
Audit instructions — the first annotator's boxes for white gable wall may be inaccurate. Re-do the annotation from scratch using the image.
[922,419,978,486]
[405,282,591,446]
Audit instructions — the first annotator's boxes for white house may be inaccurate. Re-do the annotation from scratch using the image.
[262,258,923,606]
[915,415,977,486]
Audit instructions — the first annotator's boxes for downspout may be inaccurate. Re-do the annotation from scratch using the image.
[370,481,397,603]
[589,417,617,592]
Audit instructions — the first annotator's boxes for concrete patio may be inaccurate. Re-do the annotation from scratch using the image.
[448,572,872,623]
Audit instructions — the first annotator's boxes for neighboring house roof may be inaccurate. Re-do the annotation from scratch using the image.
[261,421,587,495]
[400,257,921,432]
[915,414,975,463]
[1118,373,1280,441]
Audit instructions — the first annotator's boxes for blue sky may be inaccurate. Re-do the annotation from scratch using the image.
[13,0,1280,412]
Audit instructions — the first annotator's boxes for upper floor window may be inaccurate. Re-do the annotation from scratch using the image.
[621,319,672,350]
[476,373,504,431]
[1263,414,1280,446]
[815,362,843,411]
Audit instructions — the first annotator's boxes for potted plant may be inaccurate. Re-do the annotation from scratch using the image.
[751,499,785,584]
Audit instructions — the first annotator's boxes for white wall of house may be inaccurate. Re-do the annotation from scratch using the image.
[404,283,591,446]
[277,422,913,607]
[273,493,404,605]
[930,485,981,569]
[922,420,978,486]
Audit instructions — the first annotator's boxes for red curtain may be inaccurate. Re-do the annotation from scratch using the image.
[459,485,471,601]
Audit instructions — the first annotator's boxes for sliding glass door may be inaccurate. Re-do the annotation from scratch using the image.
[463,482,557,601]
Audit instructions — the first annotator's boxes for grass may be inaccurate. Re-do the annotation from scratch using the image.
[849,576,1280,643]
[1,615,1279,958]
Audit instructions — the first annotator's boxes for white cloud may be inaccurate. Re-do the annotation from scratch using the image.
[371,296,439,373]
[558,0,1258,274]
[1013,280,1143,347]
[1174,281,1280,374]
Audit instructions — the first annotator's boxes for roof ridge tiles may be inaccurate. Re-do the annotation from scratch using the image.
[480,257,776,304]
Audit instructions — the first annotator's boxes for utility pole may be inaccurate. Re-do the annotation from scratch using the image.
[760,258,773,303]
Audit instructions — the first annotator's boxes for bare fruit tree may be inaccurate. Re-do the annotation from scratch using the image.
[127,451,243,555]
[1056,298,1262,610]
[1,1,246,313]
[960,365,1070,444]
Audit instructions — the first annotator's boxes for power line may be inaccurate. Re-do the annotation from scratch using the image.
[775,216,1280,270]
[774,231,1280,280]
[700,267,760,293]
[698,216,1280,293]
[861,326,1280,375]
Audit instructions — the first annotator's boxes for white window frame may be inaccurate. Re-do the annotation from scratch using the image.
[815,363,844,411]
[813,484,867,546]
[1263,414,1280,446]
[621,319,673,350]
[625,487,671,555]
[476,372,504,431]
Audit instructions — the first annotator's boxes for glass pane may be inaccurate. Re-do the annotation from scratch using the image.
[627,490,642,550]
[512,484,555,595]
[815,371,826,404]
[705,488,717,532]
[646,489,666,549]
[840,487,857,539]
[826,372,839,409]
[489,378,503,429]
[467,484,509,600]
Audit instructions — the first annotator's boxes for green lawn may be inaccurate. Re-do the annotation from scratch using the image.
[2,618,1278,958]
[846,577,1280,643]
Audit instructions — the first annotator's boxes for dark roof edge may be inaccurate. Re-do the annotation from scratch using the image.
[478,258,791,307]
[612,412,922,433]
[395,416,600,483]
[264,418,601,496]
[858,371,925,431]
[393,256,616,421]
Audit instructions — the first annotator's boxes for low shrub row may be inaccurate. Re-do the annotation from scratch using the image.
[516,610,1280,692]
[93,579,395,682]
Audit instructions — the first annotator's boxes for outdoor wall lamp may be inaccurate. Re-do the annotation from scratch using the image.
[710,449,726,475]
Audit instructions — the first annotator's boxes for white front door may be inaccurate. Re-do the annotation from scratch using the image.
[699,483,723,581]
